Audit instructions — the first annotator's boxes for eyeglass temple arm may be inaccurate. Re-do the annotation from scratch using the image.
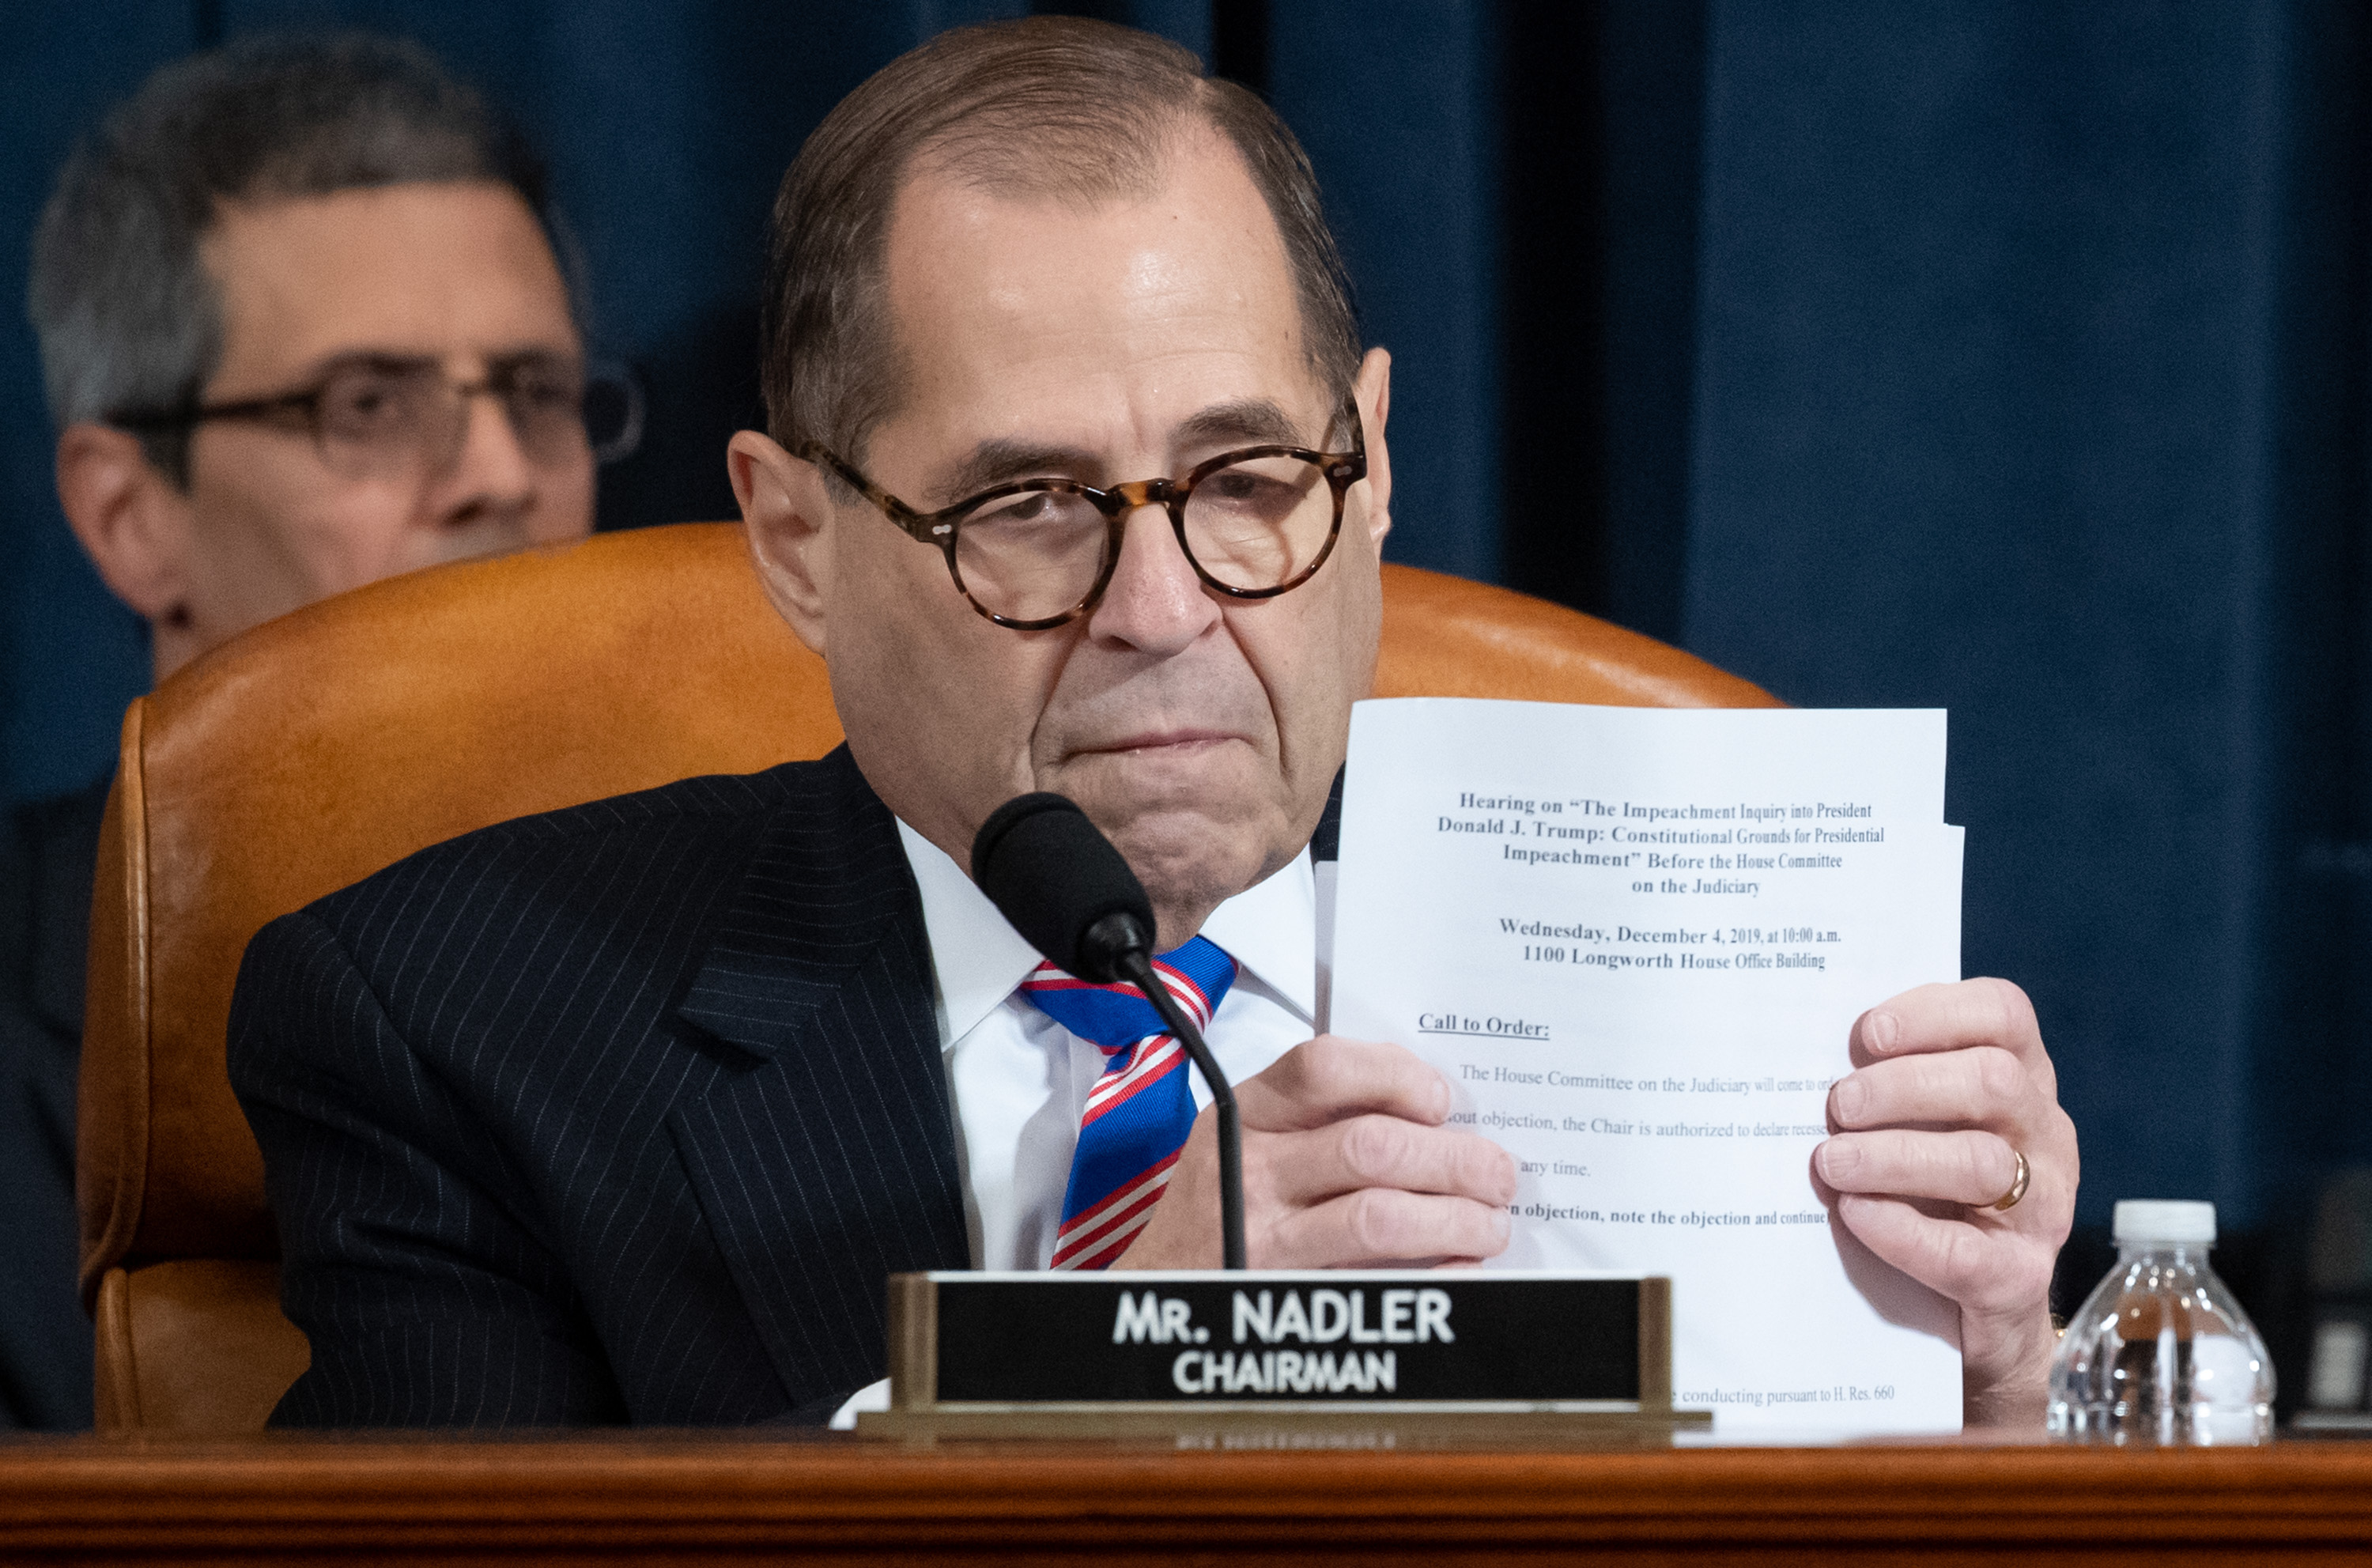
[108,387,314,433]
[793,441,949,543]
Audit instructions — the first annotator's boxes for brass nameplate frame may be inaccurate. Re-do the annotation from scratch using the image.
[859,1270,1705,1438]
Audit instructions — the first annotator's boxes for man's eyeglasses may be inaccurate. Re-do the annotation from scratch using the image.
[798,402,1367,630]
[106,353,643,481]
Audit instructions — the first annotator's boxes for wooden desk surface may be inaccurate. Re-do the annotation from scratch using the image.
[4,1433,2372,1566]
[5,1430,2372,1565]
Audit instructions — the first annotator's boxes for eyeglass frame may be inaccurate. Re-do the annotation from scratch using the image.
[795,398,1369,631]
[104,350,644,474]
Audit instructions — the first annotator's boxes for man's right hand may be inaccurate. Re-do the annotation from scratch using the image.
[1113,1037,1517,1269]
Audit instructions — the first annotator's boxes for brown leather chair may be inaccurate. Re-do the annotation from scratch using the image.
[77,520,1778,1432]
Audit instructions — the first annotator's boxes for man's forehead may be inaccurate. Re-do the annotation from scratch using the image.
[202,181,576,383]
[885,145,1291,310]
[874,138,1319,474]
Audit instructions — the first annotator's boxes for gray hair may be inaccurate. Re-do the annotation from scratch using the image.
[27,32,557,485]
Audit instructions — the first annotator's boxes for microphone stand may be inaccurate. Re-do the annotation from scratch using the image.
[1115,950,1246,1271]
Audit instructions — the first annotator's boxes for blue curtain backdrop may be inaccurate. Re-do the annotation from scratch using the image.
[6,2,2369,1282]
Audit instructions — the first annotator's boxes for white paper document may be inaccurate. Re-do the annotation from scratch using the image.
[1328,699,1966,1433]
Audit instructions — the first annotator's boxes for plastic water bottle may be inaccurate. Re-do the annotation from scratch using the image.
[2048,1200,2273,1444]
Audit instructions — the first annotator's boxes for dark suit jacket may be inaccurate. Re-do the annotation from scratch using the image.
[1,773,107,1430]
[229,746,971,1426]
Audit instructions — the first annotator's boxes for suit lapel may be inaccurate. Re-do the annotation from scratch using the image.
[668,748,969,1409]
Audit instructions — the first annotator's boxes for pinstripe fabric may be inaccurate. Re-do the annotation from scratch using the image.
[228,746,968,1427]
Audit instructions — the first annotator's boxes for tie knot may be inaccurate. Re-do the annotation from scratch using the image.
[1019,935,1236,1052]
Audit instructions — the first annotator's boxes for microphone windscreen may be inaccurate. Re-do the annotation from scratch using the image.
[971,792,1154,980]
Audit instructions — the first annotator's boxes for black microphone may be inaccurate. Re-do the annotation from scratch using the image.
[972,792,1246,1271]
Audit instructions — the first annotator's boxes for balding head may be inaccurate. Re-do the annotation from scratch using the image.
[759,15,1361,469]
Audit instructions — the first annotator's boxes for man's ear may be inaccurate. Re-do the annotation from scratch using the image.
[55,421,195,625]
[1353,346,1393,546]
[729,429,837,658]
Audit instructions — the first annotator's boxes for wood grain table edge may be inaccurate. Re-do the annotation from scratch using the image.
[5,1441,2372,1553]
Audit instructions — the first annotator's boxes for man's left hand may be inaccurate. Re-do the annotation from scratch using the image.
[1813,977,2077,1428]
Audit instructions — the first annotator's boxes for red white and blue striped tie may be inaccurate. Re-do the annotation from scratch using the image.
[1019,936,1237,1271]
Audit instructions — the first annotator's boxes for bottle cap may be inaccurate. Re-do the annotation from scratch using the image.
[2113,1200,2216,1245]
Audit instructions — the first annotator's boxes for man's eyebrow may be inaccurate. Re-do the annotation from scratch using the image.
[927,398,1320,507]
[930,440,1105,507]
[299,349,437,380]
[294,344,580,383]
[1173,398,1307,452]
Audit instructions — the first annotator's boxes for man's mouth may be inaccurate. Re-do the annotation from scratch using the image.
[1080,728,1242,757]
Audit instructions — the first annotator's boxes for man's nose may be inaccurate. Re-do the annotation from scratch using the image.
[1084,499,1220,654]
[430,387,538,527]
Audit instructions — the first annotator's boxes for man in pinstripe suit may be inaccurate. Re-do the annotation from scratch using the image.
[231,18,2078,1430]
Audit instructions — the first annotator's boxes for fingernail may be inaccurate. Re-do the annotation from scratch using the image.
[1866,1011,1899,1054]
[1819,1139,1859,1181]
[1831,1076,1866,1123]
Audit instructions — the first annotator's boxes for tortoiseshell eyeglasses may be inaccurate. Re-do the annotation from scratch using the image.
[797,402,1366,630]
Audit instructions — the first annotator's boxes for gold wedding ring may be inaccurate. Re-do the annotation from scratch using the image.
[1989,1148,2030,1211]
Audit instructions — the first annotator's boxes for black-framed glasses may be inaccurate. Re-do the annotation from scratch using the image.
[798,401,1367,630]
[106,351,644,480]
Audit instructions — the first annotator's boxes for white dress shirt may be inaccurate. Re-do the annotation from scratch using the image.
[896,818,1317,1271]
[832,822,1318,1429]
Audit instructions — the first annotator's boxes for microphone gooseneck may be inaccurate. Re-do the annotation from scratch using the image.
[972,792,1247,1270]
[1109,947,1246,1273]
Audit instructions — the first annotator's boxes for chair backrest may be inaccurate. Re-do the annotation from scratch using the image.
[78,521,1777,1430]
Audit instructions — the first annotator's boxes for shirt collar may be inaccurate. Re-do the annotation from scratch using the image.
[895,818,1316,1049]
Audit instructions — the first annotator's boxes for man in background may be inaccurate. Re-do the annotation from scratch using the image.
[3,32,601,1427]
